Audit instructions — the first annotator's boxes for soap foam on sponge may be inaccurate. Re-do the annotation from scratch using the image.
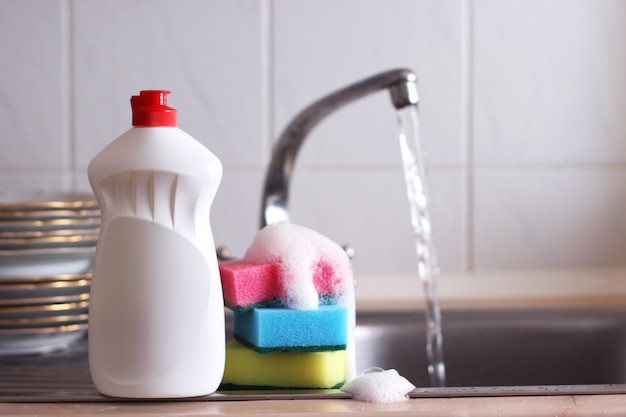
[243,221,353,311]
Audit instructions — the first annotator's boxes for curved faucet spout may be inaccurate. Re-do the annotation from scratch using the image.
[260,68,419,228]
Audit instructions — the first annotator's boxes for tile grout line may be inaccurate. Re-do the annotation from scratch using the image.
[256,0,274,229]
[261,0,274,167]
[61,0,76,191]
[59,0,70,190]
[461,0,474,272]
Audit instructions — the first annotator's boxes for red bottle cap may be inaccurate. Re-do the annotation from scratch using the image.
[130,90,177,127]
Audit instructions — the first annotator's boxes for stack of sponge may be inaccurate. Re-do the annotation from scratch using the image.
[219,222,355,390]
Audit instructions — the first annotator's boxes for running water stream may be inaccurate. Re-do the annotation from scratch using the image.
[396,106,446,387]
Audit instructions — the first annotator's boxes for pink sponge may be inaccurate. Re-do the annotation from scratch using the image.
[311,260,342,296]
[219,260,282,310]
[242,222,353,311]
[219,259,343,311]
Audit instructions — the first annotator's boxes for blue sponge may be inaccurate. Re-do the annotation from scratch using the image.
[233,305,347,353]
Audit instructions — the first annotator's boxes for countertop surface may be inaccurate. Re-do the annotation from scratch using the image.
[2,395,626,416]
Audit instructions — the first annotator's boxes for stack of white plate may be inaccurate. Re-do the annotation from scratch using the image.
[0,192,100,356]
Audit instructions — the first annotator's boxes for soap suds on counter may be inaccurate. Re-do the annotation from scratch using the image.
[341,368,416,403]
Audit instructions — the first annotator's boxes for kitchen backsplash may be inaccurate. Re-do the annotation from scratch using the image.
[1,0,626,276]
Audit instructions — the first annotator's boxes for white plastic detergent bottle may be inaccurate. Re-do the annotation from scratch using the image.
[87,90,225,398]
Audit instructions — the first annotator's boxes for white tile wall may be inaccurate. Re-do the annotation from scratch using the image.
[1,0,626,280]
[472,0,626,270]
[0,0,69,189]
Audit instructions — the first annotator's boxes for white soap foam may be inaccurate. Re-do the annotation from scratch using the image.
[341,368,416,403]
[242,221,353,311]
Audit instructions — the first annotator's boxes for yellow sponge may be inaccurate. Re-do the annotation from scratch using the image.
[221,340,346,389]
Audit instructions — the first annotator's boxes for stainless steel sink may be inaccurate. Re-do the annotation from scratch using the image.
[353,305,626,388]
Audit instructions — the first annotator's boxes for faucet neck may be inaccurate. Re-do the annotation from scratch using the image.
[260,68,419,228]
